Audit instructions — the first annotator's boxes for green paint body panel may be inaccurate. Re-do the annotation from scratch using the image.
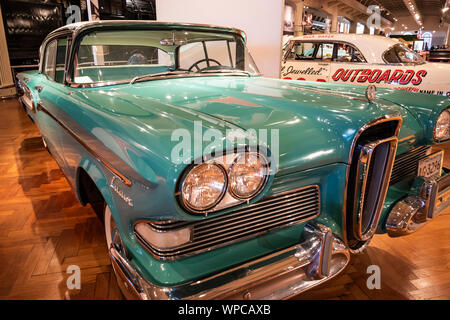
[16,23,450,287]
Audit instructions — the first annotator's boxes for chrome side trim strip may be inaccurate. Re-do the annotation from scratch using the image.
[36,103,155,189]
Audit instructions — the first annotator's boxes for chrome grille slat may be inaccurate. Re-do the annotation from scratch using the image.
[193,196,317,233]
[390,146,430,185]
[138,185,320,259]
[191,209,318,245]
[193,189,317,228]
[193,203,318,240]
[143,210,318,257]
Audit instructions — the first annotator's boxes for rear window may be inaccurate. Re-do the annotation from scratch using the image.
[383,43,424,64]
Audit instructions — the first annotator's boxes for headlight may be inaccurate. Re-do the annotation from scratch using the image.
[178,151,270,214]
[434,108,450,142]
[181,163,227,211]
[229,152,268,199]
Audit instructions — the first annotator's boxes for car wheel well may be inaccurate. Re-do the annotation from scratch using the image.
[77,168,105,219]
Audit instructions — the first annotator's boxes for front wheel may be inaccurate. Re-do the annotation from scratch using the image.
[104,205,127,256]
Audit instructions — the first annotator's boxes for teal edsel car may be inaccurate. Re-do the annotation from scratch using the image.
[17,21,450,300]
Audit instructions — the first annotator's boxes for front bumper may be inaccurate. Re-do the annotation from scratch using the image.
[109,224,350,300]
[386,172,450,237]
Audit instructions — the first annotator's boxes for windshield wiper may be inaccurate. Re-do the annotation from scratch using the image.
[198,69,253,77]
[130,70,190,84]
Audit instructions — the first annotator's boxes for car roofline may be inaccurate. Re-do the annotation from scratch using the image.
[44,20,247,44]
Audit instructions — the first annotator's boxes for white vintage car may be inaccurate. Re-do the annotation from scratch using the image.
[281,33,450,96]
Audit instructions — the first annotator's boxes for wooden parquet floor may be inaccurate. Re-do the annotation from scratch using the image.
[0,97,449,300]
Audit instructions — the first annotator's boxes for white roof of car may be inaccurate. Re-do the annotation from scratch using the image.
[289,34,400,64]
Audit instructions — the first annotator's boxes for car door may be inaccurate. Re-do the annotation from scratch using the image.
[33,36,69,169]
[281,41,331,82]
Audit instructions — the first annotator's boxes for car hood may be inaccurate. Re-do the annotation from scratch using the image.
[74,76,423,176]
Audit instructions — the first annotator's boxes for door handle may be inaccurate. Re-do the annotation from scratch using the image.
[34,86,43,93]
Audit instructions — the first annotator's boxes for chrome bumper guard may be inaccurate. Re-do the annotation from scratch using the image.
[109,224,350,300]
[386,172,450,237]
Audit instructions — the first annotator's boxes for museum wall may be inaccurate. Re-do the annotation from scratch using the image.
[155,0,284,78]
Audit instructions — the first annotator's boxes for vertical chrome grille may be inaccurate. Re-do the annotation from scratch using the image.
[345,116,402,252]
[354,138,398,240]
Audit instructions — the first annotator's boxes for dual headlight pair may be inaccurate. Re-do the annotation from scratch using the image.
[179,151,270,214]
[134,151,270,253]
[434,108,450,142]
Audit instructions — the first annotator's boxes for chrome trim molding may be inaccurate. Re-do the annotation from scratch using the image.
[111,223,350,300]
[35,103,155,189]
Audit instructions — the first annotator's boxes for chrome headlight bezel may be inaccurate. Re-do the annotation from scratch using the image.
[433,107,450,142]
[177,150,270,215]
[180,162,228,212]
[228,152,270,200]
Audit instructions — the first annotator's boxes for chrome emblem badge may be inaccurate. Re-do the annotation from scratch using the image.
[110,176,134,207]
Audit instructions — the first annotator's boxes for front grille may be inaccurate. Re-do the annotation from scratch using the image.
[136,185,320,260]
[345,117,401,251]
[390,146,431,185]
[360,141,392,235]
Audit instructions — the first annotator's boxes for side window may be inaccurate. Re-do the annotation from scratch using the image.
[286,41,317,60]
[335,43,365,62]
[43,38,68,83]
[55,38,68,83]
[43,40,57,80]
[383,46,400,63]
[315,43,334,61]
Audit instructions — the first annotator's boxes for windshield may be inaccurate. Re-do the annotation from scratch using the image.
[72,29,260,84]
[383,43,424,64]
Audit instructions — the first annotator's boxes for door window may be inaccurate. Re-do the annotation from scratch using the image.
[55,38,68,83]
[285,41,316,60]
[315,43,334,61]
[43,40,57,80]
[43,37,68,83]
[335,43,365,62]
[286,42,333,61]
